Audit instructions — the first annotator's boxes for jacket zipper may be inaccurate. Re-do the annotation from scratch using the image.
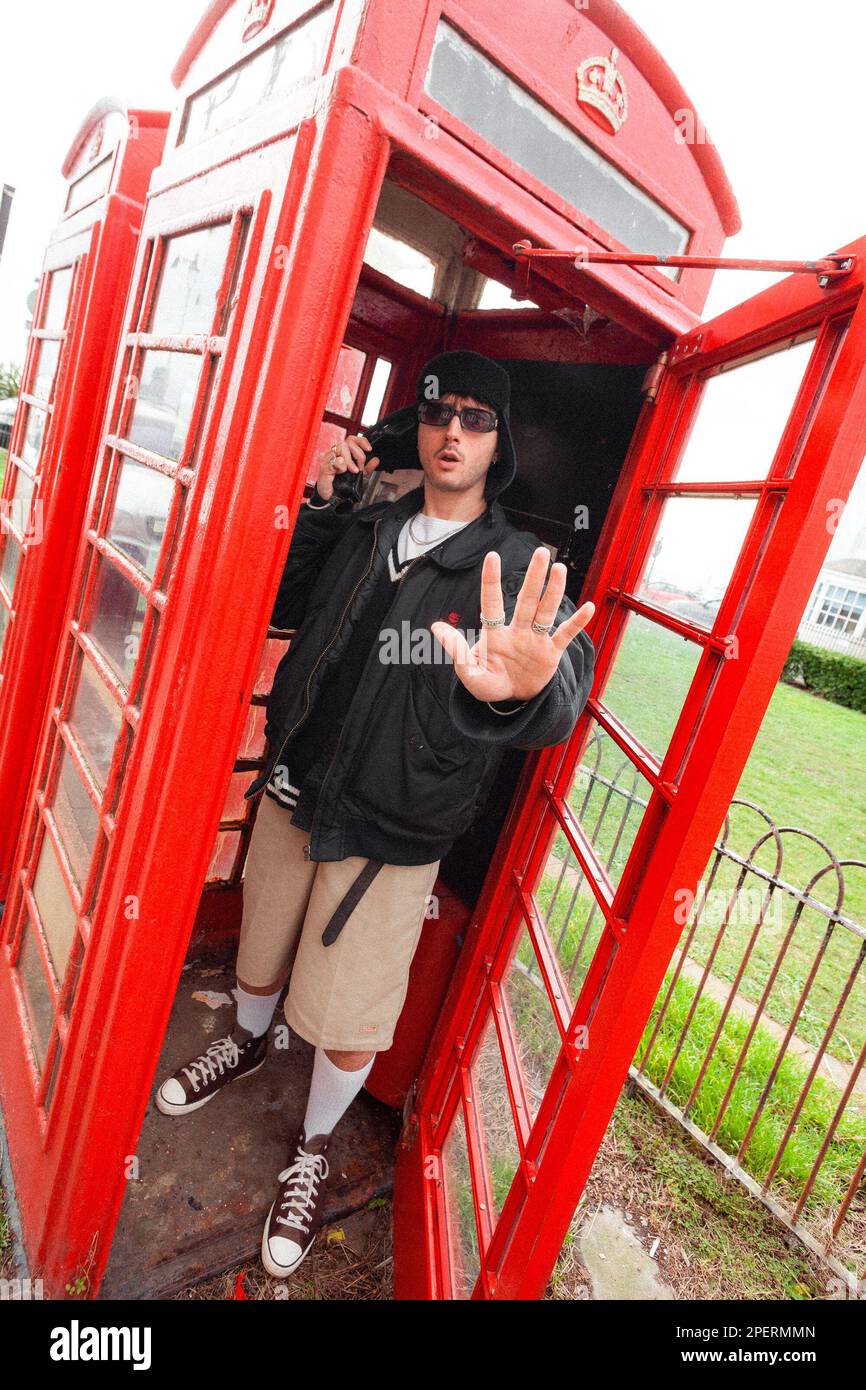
[262,515,383,794]
[306,548,432,852]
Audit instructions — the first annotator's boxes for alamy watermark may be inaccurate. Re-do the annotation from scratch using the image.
[674,882,784,931]
[378,622,483,665]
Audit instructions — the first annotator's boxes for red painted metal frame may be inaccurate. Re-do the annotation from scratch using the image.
[393,238,866,1299]
[512,240,856,282]
[0,0,752,1297]
[0,105,168,903]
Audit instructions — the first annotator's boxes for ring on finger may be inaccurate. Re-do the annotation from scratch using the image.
[531,619,553,634]
[480,613,506,628]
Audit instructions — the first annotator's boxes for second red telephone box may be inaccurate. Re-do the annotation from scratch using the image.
[0,99,168,899]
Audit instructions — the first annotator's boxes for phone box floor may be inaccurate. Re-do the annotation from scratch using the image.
[99,955,400,1300]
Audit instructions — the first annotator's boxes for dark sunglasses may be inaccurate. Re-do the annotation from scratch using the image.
[417,400,498,433]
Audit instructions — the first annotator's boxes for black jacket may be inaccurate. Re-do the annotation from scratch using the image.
[244,483,595,863]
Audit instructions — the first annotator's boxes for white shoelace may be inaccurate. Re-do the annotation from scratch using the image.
[275,1149,329,1235]
[182,1036,240,1093]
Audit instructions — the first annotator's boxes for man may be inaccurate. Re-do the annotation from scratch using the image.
[155,350,595,1280]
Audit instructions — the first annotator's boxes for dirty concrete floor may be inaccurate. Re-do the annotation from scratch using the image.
[99,957,400,1300]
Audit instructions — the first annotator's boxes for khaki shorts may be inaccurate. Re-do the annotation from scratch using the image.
[235,792,440,1052]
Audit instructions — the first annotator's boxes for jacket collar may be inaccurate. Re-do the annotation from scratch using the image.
[356,485,510,570]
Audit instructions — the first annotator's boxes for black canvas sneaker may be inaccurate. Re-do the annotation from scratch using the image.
[261,1126,333,1278]
[155,1024,268,1115]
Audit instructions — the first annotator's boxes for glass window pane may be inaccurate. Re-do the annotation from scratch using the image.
[51,745,100,888]
[237,702,267,760]
[255,635,292,694]
[477,277,537,309]
[126,350,201,462]
[207,830,241,882]
[307,420,346,488]
[470,1014,521,1220]
[32,831,78,979]
[68,655,122,786]
[181,5,335,145]
[324,345,365,416]
[636,497,757,628]
[602,612,703,762]
[20,406,47,466]
[360,358,392,427]
[441,1103,480,1299]
[363,228,436,297]
[673,341,816,483]
[42,266,73,331]
[32,338,61,400]
[16,917,54,1069]
[86,553,147,685]
[536,837,609,1006]
[1,536,21,595]
[149,223,234,336]
[569,720,654,889]
[424,22,689,263]
[503,927,561,1122]
[64,154,112,215]
[12,465,36,510]
[106,456,174,579]
[219,771,260,822]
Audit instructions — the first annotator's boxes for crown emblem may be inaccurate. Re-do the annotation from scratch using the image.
[241,0,275,42]
[576,47,628,134]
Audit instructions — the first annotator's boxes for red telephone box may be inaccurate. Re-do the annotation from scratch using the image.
[1,0,864,1301]
[0,99,169,898]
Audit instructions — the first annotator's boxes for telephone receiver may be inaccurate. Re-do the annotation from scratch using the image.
[330,412,418,503]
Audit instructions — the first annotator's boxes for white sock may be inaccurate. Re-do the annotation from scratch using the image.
[302,1047,375,1140]
[234,984,281,1038]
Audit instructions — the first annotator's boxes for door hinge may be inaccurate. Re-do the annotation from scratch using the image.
[641,350,668,401]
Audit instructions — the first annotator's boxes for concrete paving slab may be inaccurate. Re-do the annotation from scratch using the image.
[578,1202,676,1300]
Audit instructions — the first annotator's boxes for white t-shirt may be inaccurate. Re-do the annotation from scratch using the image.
[397,509,471,562]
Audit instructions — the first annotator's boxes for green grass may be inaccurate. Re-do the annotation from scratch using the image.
[599,618,866,904]
[0,446,7,486]
[571,617,866,1061]
[637,972,866,1209]
[506,956,864,1216]
[582,1087,826,1300]
[440,970,845,1297]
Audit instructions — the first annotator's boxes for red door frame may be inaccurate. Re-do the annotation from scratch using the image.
[393,240,866,1299]
[0,104,168,903]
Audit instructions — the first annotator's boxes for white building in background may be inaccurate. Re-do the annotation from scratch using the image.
[799,557,866,660]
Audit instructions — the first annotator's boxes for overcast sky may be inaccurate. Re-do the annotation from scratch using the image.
[2,0,864,551]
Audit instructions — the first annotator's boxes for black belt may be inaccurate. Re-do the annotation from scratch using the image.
[320,859,384,946]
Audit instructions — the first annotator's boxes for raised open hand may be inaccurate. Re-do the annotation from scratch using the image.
[431,547,595,704]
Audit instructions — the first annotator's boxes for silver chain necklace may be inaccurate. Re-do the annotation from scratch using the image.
[407,510,468,548]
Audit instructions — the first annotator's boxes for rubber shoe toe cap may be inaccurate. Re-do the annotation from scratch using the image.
[158,1079,187,1108]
